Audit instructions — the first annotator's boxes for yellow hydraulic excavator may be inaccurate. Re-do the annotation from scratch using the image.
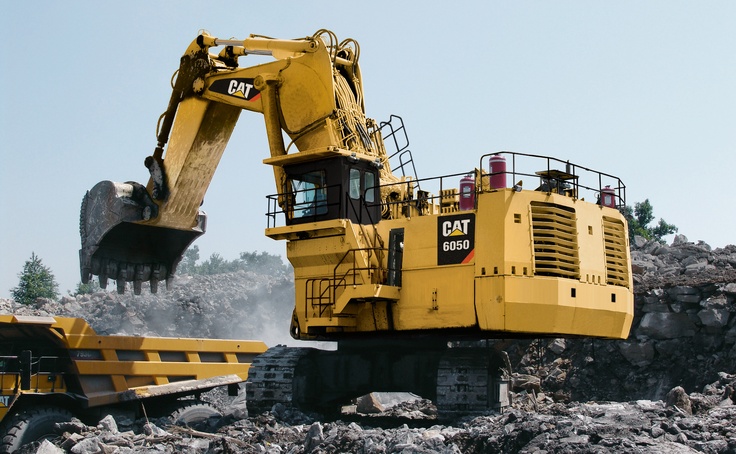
[21,29,632,432]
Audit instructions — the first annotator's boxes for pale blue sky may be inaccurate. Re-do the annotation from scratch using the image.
[1,1,734,297]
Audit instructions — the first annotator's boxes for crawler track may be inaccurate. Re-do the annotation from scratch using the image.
[436,349,494,419]
[245,343,510,419]
[245,346,313,415]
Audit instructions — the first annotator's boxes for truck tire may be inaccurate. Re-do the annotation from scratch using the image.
[167,401,221,431]
[0,406,73,453]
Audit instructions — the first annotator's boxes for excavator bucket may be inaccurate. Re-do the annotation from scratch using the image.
[79,180,205,294]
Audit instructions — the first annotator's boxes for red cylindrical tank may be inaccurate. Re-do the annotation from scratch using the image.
[489,154,507,189]
[459,174,475,211]
[601,185,616,208]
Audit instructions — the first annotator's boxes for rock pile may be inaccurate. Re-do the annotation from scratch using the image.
[631,234,736,291]
[1,269,296,346]
[17,385,736,453]
[505,235,736,404]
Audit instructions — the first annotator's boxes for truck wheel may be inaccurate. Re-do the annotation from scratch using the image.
[0,406,73,453]
[167,401,221,431]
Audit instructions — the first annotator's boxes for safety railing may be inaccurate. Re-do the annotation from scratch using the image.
[478,151,627,209]
[266,184,381,228]
[266,183,343,228]
[0,353,64,392]
[266,151,627,228]
[303,246,389,320]
[304,278,343,319]
[381,114,421,189]
[366,170,474,219]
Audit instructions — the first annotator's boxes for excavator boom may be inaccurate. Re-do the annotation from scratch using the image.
[79,30,374,294]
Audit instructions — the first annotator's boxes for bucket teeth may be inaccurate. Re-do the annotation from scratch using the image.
[122,263,135,282]
[94,260,170,294]
[81,267,91,285]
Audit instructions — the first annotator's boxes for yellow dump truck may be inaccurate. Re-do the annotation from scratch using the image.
[0,314,266,452]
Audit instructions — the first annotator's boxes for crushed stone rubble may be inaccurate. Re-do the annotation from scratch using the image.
[14,395,736,453]
[2,235,735,453]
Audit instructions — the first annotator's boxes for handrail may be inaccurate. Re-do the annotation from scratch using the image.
[0,354,64,392]
[266,151,627,229]
[302,244,390,320]
[479,151,627,209]
[266,182,344,228]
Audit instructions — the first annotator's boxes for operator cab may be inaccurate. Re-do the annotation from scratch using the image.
[283,156,380,226]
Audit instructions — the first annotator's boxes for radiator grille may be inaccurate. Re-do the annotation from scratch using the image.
[530,202,579,279]
[602,217,629,286]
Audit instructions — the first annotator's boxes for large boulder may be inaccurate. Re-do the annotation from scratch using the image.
[356,393,385,414]
[637,312,697,339]
[697,308,731,331]
[618,340,655,367]
[665,386,692,414]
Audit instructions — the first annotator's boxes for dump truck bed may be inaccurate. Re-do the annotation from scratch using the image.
[0,314,267,418]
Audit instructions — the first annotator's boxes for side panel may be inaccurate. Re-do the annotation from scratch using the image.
[392,215,477,330]
[474,276,505,331]
[473,189,633,339]
[395,265,476,330]
[473,189,533,278]
[477,275,631,338]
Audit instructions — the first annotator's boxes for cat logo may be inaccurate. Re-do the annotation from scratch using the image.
[209,78,261,101]
[0,396,10,407]
[437,213,475,265]
[442,218,471,237]
[227,80,254,98]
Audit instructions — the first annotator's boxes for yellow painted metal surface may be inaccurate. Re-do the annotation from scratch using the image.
[0,316,268,409]
[146,98,241,230]
[394,264,477,330]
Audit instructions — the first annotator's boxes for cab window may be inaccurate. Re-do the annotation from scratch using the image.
[289,170,327,219]
[349,168,361,199]
[349,167,377,202]
[364,171,376,203]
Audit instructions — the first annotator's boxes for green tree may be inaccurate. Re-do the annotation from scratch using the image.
[237,251,290,275]
[73,280,101,296]
[624,199,678,242]
[176,246,289,276]
[11,252,59,305]
[198,252,232,275]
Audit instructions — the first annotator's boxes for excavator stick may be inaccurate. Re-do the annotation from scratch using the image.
[79,180,205,294]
